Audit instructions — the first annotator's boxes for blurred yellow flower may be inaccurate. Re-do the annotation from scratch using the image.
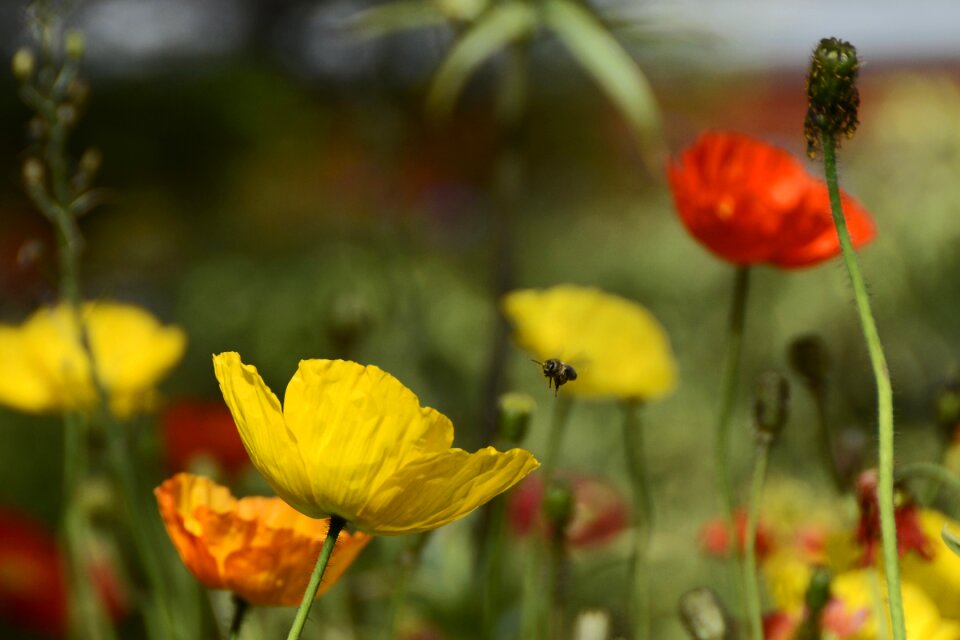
[0,302,185,417]
[156,473,370,606]
[502,285,677,400]
[829,569,959,640]
[212,352,539,535]
[899,509,960,619]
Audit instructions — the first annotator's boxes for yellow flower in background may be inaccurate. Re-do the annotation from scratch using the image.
[156,473,370,606]
[502,285,677,400]
[899,509,960,619]
[829,569,958,640]
[212,352,539,535]
[0,302,185,417]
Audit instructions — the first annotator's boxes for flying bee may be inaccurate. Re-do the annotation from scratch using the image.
[532,358,578,395]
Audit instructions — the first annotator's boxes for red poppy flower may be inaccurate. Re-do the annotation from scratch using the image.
[667,132,875,268]
[854,470,932,565]
[507,474,628,547]
[162,400,249,475]
[0,508,67,635]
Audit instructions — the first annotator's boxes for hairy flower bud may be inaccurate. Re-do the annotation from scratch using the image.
[678,588,732,640]
[753,371,790,443]
[804,37,860,158]
[497,392,535,444]
[789,334,829,392]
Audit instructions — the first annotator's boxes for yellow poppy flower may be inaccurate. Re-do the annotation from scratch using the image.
[899,509,960,619]
[212,352,539,535]
[0,302,185,417]
[155,473,370,606]
[502,285,677,400]
[829,569,948,640]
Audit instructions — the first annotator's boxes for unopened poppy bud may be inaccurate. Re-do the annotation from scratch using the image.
[789,334,829,391]
[23,158,44,185]
[543,482,574,532]
[678,587,732,640]
[325,292,373,357]
[804,565,832,613]
[12,47,35,81]
[498,392,535,444]
[805,37,860,158]
[65,30,86,60]
[753,371,790,443]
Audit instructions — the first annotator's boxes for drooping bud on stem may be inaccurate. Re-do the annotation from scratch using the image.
[498,392,535,444]
[678,587,733,640]
[789,334,829,392]
[804,37,860,158]
[753,371,790,444]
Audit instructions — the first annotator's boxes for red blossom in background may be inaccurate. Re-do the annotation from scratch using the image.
[667,132,875,268]
[162,399,249,475]
[854,470,933,565]
[508,474,628,547]
[0,508,67,635]
[699,509,774,559]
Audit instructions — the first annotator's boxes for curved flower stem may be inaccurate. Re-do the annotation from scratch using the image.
[820,131,904,640]
[743,439,770,640]
[714,265,751,614]
[227,596,249,640]
[811,386,843,491]
[287,516,346,640]
[622,400,652,640]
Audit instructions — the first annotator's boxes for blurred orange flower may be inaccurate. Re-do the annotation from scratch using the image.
[699,509,773,559]
[667,132,875,268]
[162,400,249,475]
[155,473,370,606]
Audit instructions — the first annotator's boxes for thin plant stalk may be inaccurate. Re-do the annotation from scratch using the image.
[622,400,652,640]
[228,597,249,640]
[481,495,508,637]
[820,131,904,639]
[810,386,843,491]
[714,265,751,614]
[287,516,346,640]
[743,440,771,640]
[541,394,573,489]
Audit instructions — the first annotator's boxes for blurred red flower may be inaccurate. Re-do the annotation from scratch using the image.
[162,400,249,475]
[854,470,932,564]
[667,132,875,268]
[698,509,773,559]
[507,474,628,547]
[0,508,67,635]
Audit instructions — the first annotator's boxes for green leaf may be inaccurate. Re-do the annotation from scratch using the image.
[349,0,449,39]
[943,525,960,558]
[543,0,659,138]
[426,2,537,119]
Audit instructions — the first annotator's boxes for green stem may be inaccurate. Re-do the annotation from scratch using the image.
[481,495,508,637]
[714,265,751,617]
[821,131,904,640]
[541,394,573,489]
[622,401,652,640]
[227,597,249,640]
[810,385,843,491]
[743,440,770,640]
[287,516,346,640]
[546,524,569,640]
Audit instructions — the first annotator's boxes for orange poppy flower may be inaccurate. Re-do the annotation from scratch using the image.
[155,473,371,606]
[667,132,875,268]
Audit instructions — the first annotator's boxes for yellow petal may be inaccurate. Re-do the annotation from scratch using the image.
[0,327,57,412]
[354,446,540,534]
[281,358,455,521]
[212,353,313,516]
[503,285,677,401]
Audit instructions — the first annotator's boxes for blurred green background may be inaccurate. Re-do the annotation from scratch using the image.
[3,1,960,638]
